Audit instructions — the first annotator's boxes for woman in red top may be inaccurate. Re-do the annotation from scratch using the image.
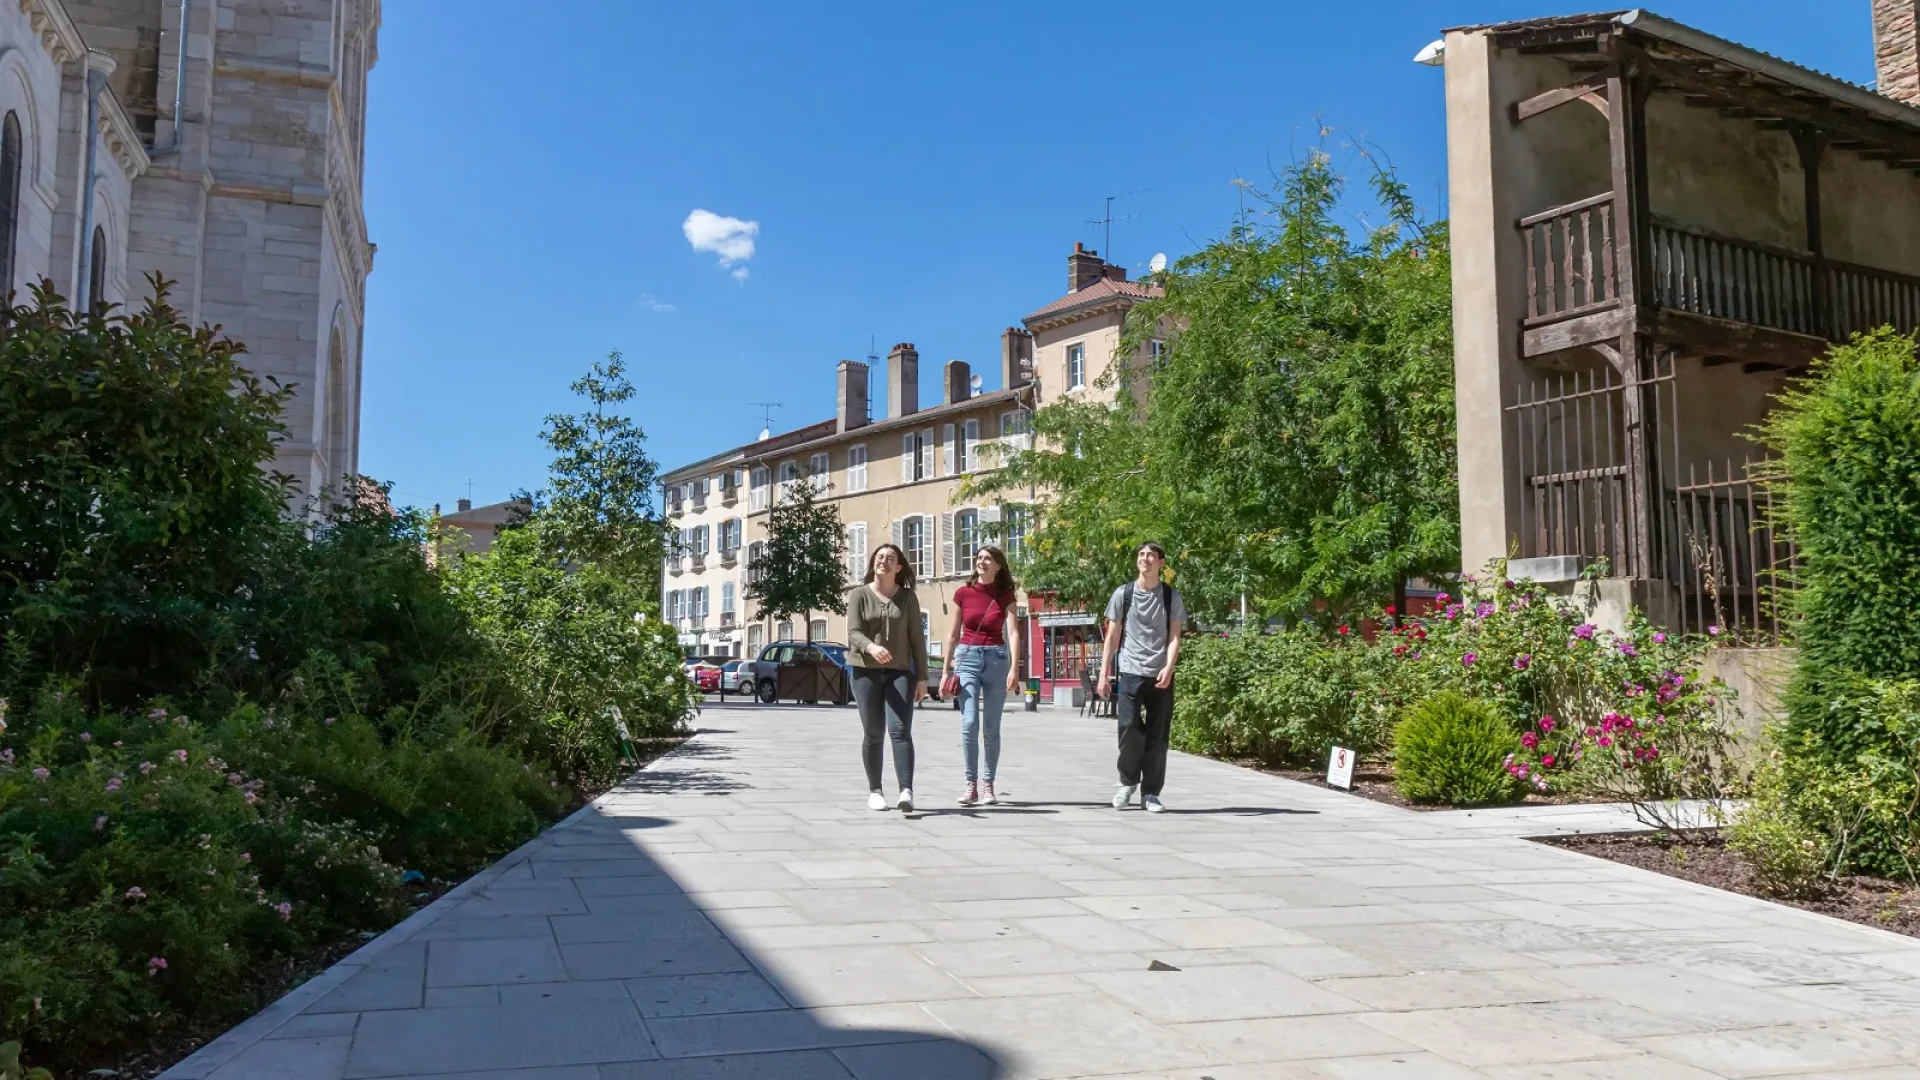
[941,545,1022,806]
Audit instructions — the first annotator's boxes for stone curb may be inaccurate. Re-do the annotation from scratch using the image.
[157,731,704,1079]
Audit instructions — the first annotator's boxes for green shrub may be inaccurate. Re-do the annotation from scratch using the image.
[1762,329,1920,762]
[1392,692,1523,806]
[1750,330,1920,879]
[1174,626,1398,766]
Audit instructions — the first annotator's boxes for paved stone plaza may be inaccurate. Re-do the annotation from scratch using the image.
[165,703,1920,1080]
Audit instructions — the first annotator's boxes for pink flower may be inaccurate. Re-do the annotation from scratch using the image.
[1337,625,1351,636]
[1597,736,1613,748]
[1538,715,1557,732]
[1708,624,1721,637]
[94,815,109,831]
[104,777,122,793]
[1540,754,1557,767]
[0,748,14,766]
[139,761,155,774]
[79,732,92,743]
[125,886,147,901]
[173,749,188,763]
[1515,765,1530,778]
[147,957,167,975]
[1514,654,1532,670]
[274,901,293,922]
[113,740,123,748]
[30,767,48,781]
[1462,652,1478,667]
[241,852,251,861]
[1521,732,1540,749]
[1652,632,1667,644]
[1435,593,1450,604]
[1574,623,1596,640]
[243,791,261,805]
[1618,642,1638,658]
[324,716,336,726]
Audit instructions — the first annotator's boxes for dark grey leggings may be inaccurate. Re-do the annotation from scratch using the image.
[852,666,915,791]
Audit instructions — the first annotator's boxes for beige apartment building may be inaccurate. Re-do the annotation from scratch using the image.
[1441,4,1920,643]
[0,0,378,499]
[660,243,1161,693]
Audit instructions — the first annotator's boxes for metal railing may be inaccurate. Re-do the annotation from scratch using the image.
[1663,458,1796,643]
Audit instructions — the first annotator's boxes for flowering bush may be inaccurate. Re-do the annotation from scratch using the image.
[0,684,567,1063]
[1172,563,1738,819]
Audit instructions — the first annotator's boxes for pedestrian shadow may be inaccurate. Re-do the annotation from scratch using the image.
[909,805,1061,818]
[1160,805,1320,816]
[183,800,1004,1080]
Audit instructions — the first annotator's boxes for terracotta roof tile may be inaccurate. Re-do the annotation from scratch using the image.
[1023,277,1162,324]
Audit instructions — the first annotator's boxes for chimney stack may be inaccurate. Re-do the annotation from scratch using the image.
[943,359,972,405]
[887,342,919,418]
[999,327,1034,389]
[1876,0,1920,106]
[456,497,472,513]
[1068,241,1105,293]
[836,359,870,433]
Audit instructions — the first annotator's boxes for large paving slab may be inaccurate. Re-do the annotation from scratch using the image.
[165,702,1920,1079]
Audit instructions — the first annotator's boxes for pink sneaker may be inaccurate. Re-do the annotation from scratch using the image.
[981,781,998,805]
[958,781,978,806]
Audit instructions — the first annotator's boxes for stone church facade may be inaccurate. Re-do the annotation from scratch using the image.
[0,0,378,496]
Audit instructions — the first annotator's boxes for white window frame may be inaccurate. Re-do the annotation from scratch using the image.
[953,508,978,576]
[1067,343,1086,390]
[721,581,735,615]
[847,444,868,492]
[776,620,794,642]
[809,618,828,641]
[808,451,830,493]
[902,514,933,582]
[960,418,979,472]
[747,624,763,653]
[1002,503,1030,561]
[846,521,867,583]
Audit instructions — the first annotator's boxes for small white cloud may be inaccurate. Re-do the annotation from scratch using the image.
[683,210,759,277]
[639,292,675,312]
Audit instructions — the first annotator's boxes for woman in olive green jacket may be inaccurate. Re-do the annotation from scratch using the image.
[845,542,929,811]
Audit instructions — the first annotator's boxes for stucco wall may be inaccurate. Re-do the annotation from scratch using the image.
[1645,94,1806,250]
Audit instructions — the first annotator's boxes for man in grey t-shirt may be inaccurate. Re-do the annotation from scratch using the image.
[1097,542,1187,812]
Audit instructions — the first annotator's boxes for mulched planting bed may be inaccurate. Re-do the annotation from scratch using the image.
[1262,760,1581,812]
[87,736,688,1080]
[1543,830,1920,941]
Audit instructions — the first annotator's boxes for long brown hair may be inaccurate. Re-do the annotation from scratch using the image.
[967,545,1017,595]
[863,542,914,590]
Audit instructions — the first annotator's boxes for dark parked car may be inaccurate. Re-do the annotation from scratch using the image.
[749,642,850,705]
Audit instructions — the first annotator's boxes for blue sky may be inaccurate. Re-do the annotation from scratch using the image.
[358,1,1874,512]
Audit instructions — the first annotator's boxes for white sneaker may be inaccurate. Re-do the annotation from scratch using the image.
[867,790,888,812]
[1144,794,1166,813]
[897,788,915,812]
[1112,784,1137,809]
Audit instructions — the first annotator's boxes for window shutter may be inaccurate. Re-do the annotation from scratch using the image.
[963,418,979,471]
[902,434,915,482]
[891,518,904,552]
[920,429,934,480]
[921,514,937,579]
[979,504,1002,526]
[940,423,955,475]
[940,510,955,577]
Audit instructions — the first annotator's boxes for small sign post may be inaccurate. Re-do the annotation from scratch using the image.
[1326,745,1356,790]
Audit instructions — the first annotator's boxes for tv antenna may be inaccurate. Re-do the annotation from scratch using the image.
[1087,189,1150,263]
[749,401,782,441]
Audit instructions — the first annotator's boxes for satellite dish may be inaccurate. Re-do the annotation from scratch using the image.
[1149,252,1168,274]
[969,374,984,396]
[1413,39,1446,66]
[757,428,771,442]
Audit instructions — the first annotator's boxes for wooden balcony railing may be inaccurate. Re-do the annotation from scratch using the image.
[1520,193,1920,344]
[1522,193,1620,324]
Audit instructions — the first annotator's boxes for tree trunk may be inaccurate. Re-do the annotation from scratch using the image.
[803,607,811,643]
[1392,575,1409,626]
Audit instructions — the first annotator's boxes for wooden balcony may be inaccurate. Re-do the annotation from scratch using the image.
[1520,193,1920,365]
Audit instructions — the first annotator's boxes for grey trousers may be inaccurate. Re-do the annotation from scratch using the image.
[852,666,915,791]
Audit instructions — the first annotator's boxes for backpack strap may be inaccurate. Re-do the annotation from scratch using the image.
[1159,583,1173,638]
[1113,582,1135,679]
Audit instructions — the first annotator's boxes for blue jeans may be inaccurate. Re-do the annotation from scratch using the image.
[955,644,1010,782]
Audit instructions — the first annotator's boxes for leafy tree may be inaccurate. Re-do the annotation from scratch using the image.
[747,469,846,640]
[524,352,665,582]
[968,144,1455,622]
